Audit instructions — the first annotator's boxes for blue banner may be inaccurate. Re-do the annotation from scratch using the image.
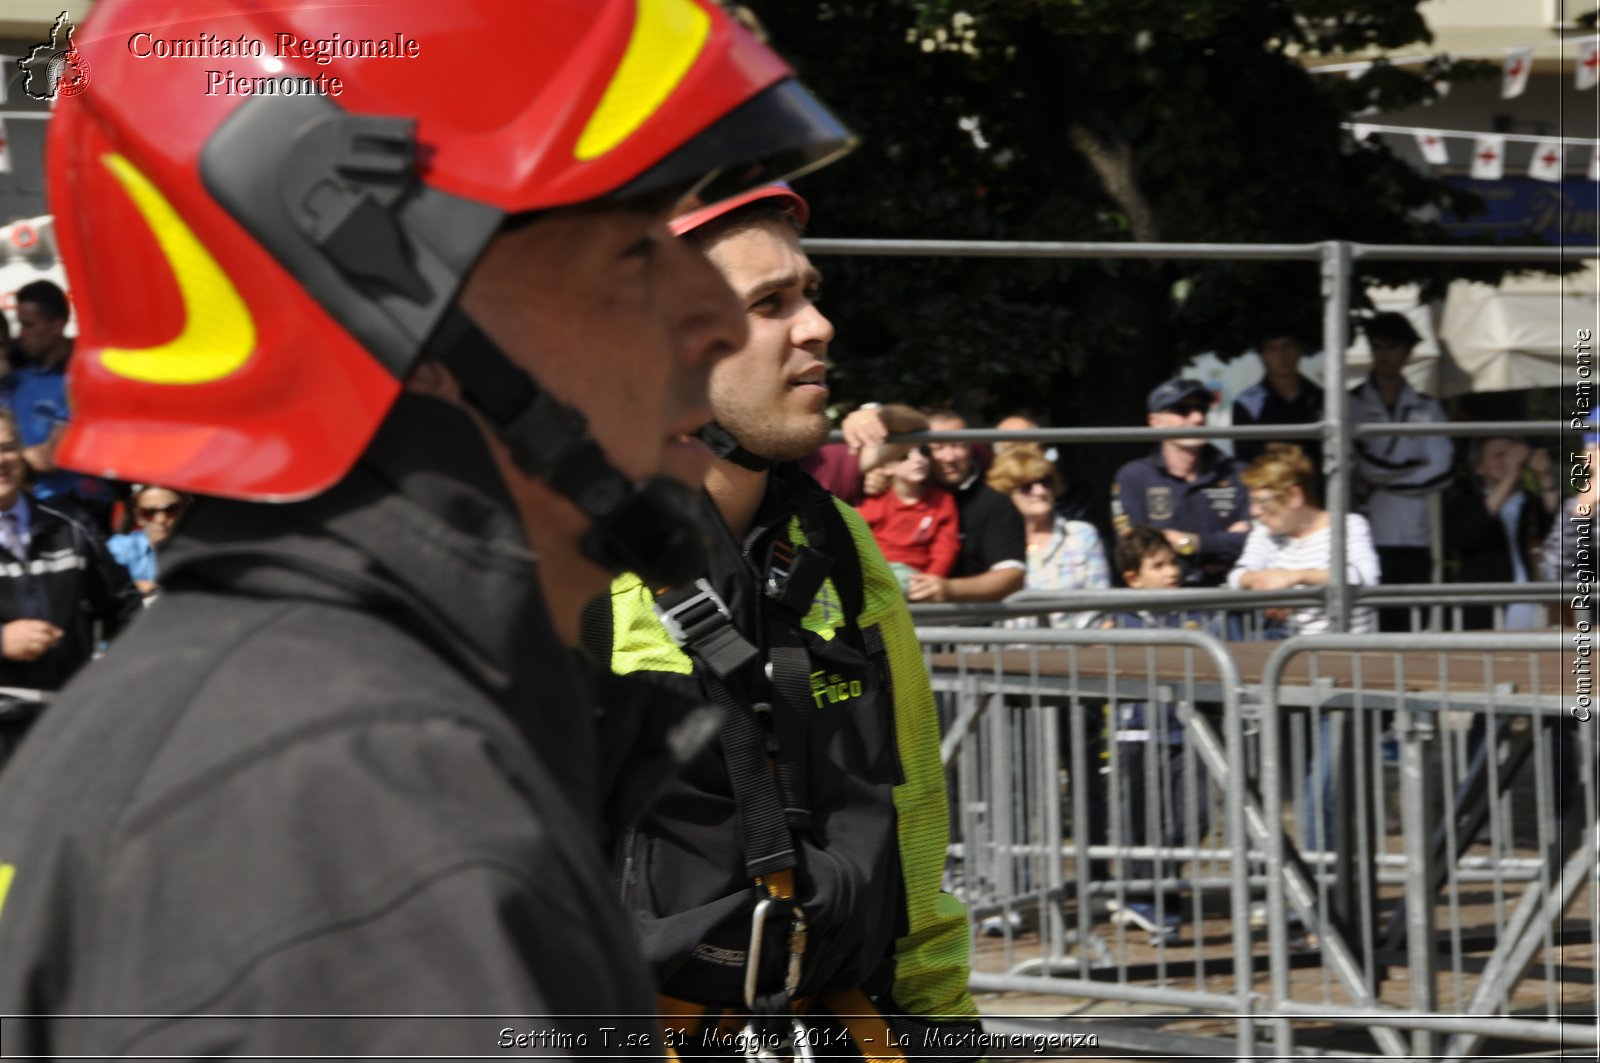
[1442,177,1600,247]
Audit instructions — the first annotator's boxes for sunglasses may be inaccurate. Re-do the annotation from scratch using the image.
[137,504,184,520]
[1013,478,1053,494]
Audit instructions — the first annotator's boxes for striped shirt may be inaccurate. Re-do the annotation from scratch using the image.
[1227,513,1380,634]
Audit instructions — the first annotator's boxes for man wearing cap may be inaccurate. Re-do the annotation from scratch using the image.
[1112,378,1251,586]
[1348,312,1454,630]
[588,186,981,1053]
[0,1,853,1055]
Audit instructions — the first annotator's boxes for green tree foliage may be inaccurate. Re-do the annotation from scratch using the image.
[746,0,1537,431]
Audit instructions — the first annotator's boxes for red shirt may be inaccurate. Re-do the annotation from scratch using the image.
[856,486,960,577]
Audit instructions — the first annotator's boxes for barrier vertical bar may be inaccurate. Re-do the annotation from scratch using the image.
[1321,241,1352,633]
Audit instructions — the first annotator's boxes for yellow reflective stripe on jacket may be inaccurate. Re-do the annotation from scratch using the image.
[610,572,694,676]
[831,500,979,1022]
[0,863,14,926]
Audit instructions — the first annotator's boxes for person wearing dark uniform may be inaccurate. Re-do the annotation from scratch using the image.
[0,2,853,1055]
[591,187,981,1057]
[1113,378,1251,587]
[1231,324,1325,473]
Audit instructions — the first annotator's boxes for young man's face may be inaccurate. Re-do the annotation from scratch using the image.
[14,301,66,360]
[1260,336,1303,380]
[700,218,834,463]
[457,199,746,536]
[1369,337,1413,380]
[1127,547,1181,589]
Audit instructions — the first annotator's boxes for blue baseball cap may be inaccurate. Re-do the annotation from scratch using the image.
[1147,378,1210,413]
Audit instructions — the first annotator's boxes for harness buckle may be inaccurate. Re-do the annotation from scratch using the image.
[655,578,734,648]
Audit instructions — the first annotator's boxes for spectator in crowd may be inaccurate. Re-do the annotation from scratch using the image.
[0,1,852,1053]
[921,409,1027,602]
[857,443,960,589]
[1444,436,1557,630]
[107,484,190,597]
[995,411,1099,525]
[801,402,928,504]
[1103,526,1222,941]
[1542,410,1600,623]
[1231,323,1324,472]
[0,407,142,766]
[1112,377,1250,587]
[2,280,115,531]
[1227,444,1379,635]
[1349,312,1454,631]
[987,444,1110,627]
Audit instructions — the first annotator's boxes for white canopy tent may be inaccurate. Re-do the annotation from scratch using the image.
[1192,269,1593,408]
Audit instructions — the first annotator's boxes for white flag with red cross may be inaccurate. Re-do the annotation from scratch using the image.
[1414,131,1449,165]
[1528,139,1564,182]
[1502,47,1533,99]
[1579,39,1600,92]
[1470,135,1505,180]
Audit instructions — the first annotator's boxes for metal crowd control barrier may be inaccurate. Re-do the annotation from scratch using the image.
[1257,632,1595,1059]
[919,625,1596,1058]
[917,625,1258,1059]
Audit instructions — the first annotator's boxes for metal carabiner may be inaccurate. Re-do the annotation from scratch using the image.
[745,895,775,1012]
[740,1017,814,1063]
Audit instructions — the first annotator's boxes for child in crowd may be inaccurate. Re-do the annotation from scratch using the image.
[1103,526,1221,940]
[855,445,960,591]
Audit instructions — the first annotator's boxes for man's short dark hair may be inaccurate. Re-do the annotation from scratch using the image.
[1115,525,1174,577]
[16,280,69,323]
[1362,311,1420,348]
[1258,321,1307,351]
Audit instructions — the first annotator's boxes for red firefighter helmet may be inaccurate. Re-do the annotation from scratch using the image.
[51,0,853,500]
[670,182,809,237]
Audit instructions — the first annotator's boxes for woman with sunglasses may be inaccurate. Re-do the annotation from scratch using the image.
[988,445,1110,627]
[107,485,189,597]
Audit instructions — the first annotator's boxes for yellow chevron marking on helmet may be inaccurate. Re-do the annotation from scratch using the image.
[0,863,14,925]
[576,0,710,162]
[97,153,256,385]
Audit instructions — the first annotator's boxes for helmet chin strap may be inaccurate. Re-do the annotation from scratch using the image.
[428,307,709,588]
[695,420,773,473]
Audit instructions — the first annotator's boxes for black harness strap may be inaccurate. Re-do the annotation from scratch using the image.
[655,580,797,880]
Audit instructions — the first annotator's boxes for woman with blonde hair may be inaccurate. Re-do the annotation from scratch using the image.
[1228,443,1379,634]
[987,444,1109,627]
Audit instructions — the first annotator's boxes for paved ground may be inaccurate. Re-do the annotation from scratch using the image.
[964,875,1596,1060]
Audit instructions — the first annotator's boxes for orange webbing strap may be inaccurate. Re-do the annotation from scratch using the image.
[822,988,908,1063]
[755,868,796,900]
[657,993,707,1045]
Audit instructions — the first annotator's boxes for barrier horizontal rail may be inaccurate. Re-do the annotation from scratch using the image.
[909,582,1563,626]
[804,238,1593,263]
[826,420,1568,446]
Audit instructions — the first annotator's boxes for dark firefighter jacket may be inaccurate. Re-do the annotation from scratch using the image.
[0,395,660,1058]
